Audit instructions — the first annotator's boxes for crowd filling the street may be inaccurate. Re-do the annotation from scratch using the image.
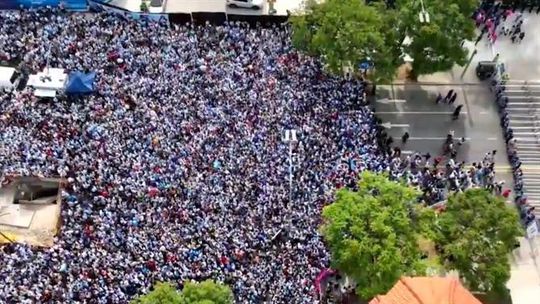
[0,7,532,304]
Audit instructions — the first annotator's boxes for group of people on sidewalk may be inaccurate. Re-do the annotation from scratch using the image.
[492,79,538,226]
[0,7,513,304]
[474,0,528,44]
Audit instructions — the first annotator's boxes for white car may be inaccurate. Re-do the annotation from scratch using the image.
[0,66,19,90]
[148,0,164,13]
[227,0,264,10]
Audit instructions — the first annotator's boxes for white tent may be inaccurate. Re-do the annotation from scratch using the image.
[27,68,67,97]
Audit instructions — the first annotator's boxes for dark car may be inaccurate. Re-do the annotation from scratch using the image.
[476,61,497,80]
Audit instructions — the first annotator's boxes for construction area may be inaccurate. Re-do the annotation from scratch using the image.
[0,176,63,247]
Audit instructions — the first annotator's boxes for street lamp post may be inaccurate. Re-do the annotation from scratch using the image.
[283,129,298,205]
[282,129,298,241]
[419,0,430,23]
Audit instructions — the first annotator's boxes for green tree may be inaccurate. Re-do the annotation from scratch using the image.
[291,0,477,81]
[434,189,523,293]
[321,171,435,300]
[131,282,182,304]
[131,280,233,304]
[290,0,399,82]
[180,280,233,304]
[399,0,476,77]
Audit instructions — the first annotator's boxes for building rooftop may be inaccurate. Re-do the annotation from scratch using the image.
[0,176,63,247]
[369,276,482,304]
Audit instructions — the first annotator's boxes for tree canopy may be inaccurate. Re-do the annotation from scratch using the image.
[320,171,435,300]
[131,280,233,304]
[180,280,234,304]
[290,0,477,81]
[400,0,475,77]
[131,282,183,304]
[291,0,396,81]
[434,189,523,294]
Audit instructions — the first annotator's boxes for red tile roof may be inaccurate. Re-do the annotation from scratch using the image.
[369,277,482,304]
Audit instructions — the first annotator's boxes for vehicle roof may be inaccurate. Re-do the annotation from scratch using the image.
[0,66,16,84]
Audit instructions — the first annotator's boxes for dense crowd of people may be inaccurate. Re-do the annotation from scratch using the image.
[0,8,508,303]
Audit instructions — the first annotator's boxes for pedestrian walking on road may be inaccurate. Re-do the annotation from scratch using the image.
[445,89,454,103]
[402,132,410,144]
[449,92,458,104]
[435,92,443,104]
[385,136,394,147]
[452,105,464,120]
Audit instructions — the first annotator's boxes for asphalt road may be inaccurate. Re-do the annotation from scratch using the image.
[372,84,510,169]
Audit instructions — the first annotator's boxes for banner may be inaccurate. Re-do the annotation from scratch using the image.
[88,0,169,24]
[0,0,87,10]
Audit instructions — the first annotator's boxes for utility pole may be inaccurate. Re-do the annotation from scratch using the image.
[283,129,297,205]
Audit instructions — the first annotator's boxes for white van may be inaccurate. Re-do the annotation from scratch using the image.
[227,0,264,10]
[0,66,18,90]
[148,0,164,13]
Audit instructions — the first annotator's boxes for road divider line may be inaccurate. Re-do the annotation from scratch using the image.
[375,111,468,115]
[376,98,407,104]
[409,137,470,140]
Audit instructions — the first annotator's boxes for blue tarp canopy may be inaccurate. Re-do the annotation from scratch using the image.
[65,71,96,94]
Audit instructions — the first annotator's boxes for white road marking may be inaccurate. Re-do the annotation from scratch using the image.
[376,111,468,115]
[381,122,410,129]
[377,98,407,104]
[509,113,540,117]
[507,102,540,105]
[409,137,471,140]
[513,132,540,135]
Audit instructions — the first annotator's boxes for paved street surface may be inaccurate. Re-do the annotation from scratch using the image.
[373,84,509,168]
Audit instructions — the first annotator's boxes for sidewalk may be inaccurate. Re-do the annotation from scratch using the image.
[489,12,540,304]
[507,236,540,304]
[414,40,495,84]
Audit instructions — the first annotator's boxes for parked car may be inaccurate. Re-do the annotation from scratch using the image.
[227,0,264,10]
[0,66,19,91]
[476,61,497,80]
[148,0,163,13]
